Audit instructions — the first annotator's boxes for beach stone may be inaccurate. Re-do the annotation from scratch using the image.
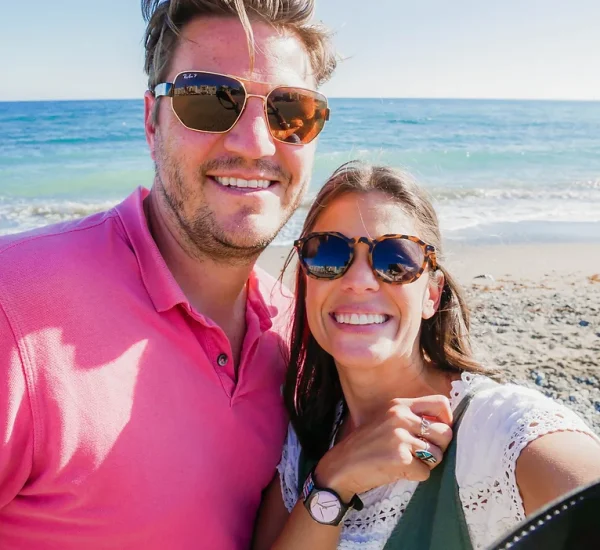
[535,374,546,386]
[579,320,590,327]
[474,274,495,281]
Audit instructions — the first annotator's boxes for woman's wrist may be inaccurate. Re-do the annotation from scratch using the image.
[314,453,357,504]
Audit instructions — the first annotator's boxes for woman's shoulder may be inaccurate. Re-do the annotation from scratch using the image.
[451,374,593,500]
[453,370,596,489]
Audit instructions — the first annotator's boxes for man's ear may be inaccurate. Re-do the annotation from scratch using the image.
[144,90,158,161]
[422,270,445,320]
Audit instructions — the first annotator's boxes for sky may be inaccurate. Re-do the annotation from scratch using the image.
[1,0,599,101]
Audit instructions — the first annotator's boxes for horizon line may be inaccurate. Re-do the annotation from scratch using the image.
[1,96,600,104]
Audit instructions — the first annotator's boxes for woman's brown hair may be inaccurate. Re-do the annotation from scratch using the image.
[283,161,490,460]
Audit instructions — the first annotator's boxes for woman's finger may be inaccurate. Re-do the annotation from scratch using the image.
[412,437,444,469]
[409,395,453,425]
[399,410,453,451]
[396,443,434,482]
[419,421,453,452]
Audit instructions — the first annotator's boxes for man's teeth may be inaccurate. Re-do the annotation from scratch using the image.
[214,176,271,189]
[334,313,388,326]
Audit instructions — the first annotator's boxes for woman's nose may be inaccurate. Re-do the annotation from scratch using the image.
[340,248,380,293]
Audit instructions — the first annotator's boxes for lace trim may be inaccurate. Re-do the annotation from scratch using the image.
[276,427,301,513]
[449,371,492,409]
[342,484,417,535]
[501,403,597,523]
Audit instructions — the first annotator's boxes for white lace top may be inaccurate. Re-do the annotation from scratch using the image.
[277,373,599,549]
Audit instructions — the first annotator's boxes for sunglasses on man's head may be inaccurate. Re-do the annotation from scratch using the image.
[294,232,437,285]
[154,71,330,145]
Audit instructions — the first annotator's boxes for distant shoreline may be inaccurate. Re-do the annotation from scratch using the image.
[2,98,599,247]
[2,97,600,104]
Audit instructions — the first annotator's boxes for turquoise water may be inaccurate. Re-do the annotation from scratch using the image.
[1,98,599,244]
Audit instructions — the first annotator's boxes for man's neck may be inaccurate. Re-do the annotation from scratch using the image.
[143,191,256,361]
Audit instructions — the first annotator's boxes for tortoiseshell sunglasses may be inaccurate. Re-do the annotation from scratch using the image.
[294,232,437,285]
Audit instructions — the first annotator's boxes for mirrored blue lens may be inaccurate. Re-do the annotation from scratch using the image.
[372,238,425,283]
[301,234,352,278]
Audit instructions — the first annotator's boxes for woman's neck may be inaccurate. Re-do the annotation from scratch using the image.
[337,355,457,430]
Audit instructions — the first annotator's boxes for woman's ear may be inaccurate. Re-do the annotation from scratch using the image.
[422,270,445,320]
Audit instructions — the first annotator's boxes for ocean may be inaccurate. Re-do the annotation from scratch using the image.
[1,98,599,245]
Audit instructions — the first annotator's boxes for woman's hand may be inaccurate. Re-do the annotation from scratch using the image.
[314,395,454,502]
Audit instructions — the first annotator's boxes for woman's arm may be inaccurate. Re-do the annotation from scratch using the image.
[516,430,600,515]
[253,395,454,549]
[252,473,341,550]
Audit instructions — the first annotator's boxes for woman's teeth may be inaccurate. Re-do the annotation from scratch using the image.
[214,176,271,189]
[333,313,388,326]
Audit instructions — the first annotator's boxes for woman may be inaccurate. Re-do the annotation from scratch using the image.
[253,162,600,550]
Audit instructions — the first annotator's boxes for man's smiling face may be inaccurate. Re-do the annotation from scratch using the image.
[144,16,319,262]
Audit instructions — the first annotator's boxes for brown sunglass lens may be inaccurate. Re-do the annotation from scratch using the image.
[266,88,328,144]
[172,72,246,132]
[372,238,426,283]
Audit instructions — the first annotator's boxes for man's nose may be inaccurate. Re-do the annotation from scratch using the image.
[222,96,277,159]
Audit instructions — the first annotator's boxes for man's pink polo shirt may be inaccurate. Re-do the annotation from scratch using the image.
[0,188,291,549]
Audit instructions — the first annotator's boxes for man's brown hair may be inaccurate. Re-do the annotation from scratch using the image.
[141,0,337,92]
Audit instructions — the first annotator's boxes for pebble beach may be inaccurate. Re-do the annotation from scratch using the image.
[468,274,600,431]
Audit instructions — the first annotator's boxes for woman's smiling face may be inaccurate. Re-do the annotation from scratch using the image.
[304,191,442,371]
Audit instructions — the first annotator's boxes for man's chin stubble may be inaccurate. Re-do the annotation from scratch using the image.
[159,187,265,265]
[154,151,302,265]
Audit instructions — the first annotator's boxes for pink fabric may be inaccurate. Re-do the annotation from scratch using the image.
[0,188,291,549]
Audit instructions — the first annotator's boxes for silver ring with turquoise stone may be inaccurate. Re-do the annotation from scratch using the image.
[415,449,438,464]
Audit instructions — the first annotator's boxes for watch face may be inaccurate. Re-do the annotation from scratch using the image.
[309,490,342,524]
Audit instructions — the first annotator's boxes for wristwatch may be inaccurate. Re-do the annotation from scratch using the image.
[302,468,364,526]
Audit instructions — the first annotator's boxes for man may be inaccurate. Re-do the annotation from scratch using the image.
[0,1,336,548]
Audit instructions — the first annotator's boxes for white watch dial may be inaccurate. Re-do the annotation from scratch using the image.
[309,490,342,524]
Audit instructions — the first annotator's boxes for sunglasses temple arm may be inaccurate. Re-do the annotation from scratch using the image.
[428,251,438,270]
[154,82,174,98]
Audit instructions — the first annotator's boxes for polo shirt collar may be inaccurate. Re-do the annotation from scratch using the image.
[114,187,276,331]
